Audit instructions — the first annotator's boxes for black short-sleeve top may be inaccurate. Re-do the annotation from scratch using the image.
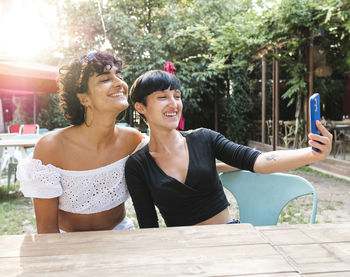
[125,128,261,228]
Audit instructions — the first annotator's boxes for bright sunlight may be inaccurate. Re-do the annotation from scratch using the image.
[0,0,58,60]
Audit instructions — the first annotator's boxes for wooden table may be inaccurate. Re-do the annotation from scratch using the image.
[1,223,350,276]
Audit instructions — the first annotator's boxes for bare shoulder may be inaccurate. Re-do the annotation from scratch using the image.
[33,128,70,165]
[116,126,144,148]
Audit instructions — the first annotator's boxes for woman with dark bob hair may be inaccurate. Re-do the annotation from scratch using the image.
[17,52,146,233]
[125,70,332,228]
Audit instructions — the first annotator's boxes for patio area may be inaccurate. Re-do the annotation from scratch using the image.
[249,140,350,181]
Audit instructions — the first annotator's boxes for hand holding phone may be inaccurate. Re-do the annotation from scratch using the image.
[309,93,321,152]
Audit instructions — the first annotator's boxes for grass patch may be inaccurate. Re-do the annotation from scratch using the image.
[278,195,314,224]
[294,166,350,183]
[0,184,36,235]
[319,199,337,211]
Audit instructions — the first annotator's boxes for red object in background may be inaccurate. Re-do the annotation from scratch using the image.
[0,60,58,96]
[163,61,185,130]
[177,115,185,130]
[343,73,350,117]
[0,60,59,126]
[21,124,39,134]
[8,124,21,133]
[163,61,176,75]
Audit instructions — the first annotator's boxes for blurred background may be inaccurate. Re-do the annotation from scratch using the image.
[0,0,349,147]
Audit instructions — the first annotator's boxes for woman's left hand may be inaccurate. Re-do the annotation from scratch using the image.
[308,120,333,159]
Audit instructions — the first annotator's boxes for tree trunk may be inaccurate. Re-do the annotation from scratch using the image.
[293,93,302,148]
[214,89,218,131]
[146,0,152,33]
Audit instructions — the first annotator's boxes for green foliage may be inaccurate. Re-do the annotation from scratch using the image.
[222,92,254,144]
[0,187,36,235]
[37,95,69,130]
[56,0,104,58]
[11,94,68,131]
[36,0,350,143]
[282,62,307,107]
[3,0,350,235]
[279,195,313,224]
[295,166,350,183]
[220,64,254,144]
[314,78,347,120]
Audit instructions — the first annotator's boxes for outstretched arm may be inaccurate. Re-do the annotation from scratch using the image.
[254,120,332,174]
[216,163,239,173]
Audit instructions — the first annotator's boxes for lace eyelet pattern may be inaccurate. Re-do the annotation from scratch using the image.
[17,136,149,214]
[17,157,130,214]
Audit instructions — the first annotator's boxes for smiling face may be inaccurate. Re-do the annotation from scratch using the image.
[136,88,182,131]
[79,65,129,114]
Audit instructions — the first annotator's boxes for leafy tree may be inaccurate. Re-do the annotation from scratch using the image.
[206,0,350,144]
[35,0,350,144]
[37,95,68,130]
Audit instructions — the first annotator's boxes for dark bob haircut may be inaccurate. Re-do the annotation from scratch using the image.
[57,52,123,126]
[129,70,181,106]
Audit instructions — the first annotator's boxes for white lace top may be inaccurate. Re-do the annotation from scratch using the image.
[17,137,149,214]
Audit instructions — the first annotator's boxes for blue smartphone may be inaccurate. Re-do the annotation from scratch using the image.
[309,93,321,152]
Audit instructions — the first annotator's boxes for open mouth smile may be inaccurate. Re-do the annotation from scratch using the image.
[164,112,178,117]
[109,89,125,97]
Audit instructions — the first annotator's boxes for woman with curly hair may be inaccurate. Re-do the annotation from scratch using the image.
[17,52,146,233]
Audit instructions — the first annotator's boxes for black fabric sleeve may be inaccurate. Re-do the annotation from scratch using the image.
[125,156,159,228]
[207,129,261,172]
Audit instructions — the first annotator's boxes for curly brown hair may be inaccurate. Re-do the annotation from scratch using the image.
[57,52,123,126]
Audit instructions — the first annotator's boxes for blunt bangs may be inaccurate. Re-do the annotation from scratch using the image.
[130,70,181,105]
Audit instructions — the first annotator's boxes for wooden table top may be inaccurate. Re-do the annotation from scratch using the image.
[1,223,350,277]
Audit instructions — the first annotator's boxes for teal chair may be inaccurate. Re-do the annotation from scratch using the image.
[220,170,318,226]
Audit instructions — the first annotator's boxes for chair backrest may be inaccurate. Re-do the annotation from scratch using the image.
[220,170,318,226]
[8,124,21,133]
[20,124,40,134]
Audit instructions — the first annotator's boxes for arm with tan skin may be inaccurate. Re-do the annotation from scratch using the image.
[216,163,239,173]
[254,121,332,174]
[33,198,59,233]
[31,135,62,234]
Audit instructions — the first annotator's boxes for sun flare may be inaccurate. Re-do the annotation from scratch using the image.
[0,0,58,60]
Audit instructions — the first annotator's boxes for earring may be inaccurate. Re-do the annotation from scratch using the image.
[84,106,93,127]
